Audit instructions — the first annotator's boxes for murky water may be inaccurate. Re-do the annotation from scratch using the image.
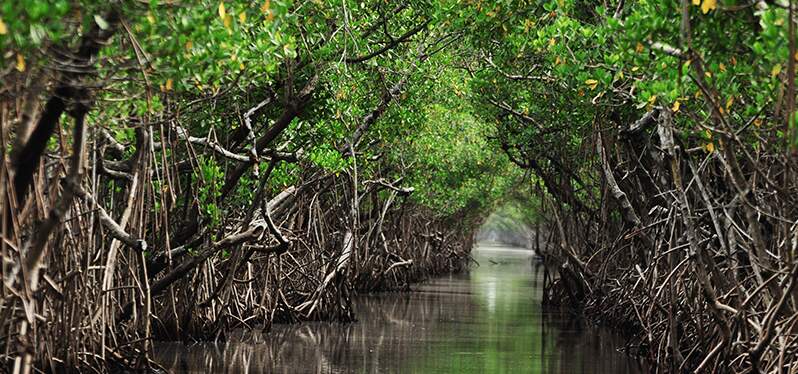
[154,245,644,373]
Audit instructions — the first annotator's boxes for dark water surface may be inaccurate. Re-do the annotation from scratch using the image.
[154,245,644,373]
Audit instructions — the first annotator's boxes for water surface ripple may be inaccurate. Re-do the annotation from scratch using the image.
[155,245,645,373]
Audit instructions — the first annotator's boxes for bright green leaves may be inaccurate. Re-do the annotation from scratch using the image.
[308,144,350,173]
[194,157,225,228]
[270,162,300,190]
[0,0,71,71]
[392,102,521,216]
[130,0,293,96]
[0,0,70,43]
[460,0,795,169]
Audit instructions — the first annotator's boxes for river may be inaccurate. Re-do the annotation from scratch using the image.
[154,245,645,373]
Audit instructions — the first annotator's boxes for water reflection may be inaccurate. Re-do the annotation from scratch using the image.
[154,245,644,373]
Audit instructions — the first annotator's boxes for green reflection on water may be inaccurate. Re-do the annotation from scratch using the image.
[152,247,641,373]
[403,249,566,374]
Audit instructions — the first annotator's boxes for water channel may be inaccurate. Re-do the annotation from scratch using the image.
[154,245,645,373]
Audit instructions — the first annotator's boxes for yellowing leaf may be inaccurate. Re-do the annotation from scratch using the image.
[648,95,657,104]
[754,118,763,127]
[730,56,737,65]
[524,19,534,32]
[223,14,232,29]
[635,42,644,54]
[239,63,245,70]
[725,96,734,111]
[692,0,700,5]
[0,18,7,35]
[185,40,193,51]
[15,54,25,72]
[719,63,726,72]
[701,0,716,14]
[239,12,246,23]
[775,18,785,26]
[705,142,715,153]
[704,71,712,78]
[585,79,599,90]
[261,0,271,13]
[772,64,782,78]
[166,78,174,91]
[549,38,556,47]
[671,100,681,112]
[147,12,156,24]
[631,66,640,72]
[218,2,226,20]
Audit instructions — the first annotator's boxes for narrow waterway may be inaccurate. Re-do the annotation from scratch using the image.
[154,245,644,373]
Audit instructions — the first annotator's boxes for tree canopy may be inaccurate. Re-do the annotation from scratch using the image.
[2,0,798,372]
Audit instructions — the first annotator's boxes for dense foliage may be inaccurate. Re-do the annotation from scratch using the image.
[2,0,798,372]
[0,1,524,372]
[457,1,798,372]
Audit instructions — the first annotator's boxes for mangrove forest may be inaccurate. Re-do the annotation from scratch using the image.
[1,0,798,372]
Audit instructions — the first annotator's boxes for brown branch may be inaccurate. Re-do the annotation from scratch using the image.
[11,7,120,212]
[346,20,431,64]
[74,186,146,251]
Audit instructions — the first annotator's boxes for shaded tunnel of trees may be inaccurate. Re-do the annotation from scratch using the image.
[1,0,798,372]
